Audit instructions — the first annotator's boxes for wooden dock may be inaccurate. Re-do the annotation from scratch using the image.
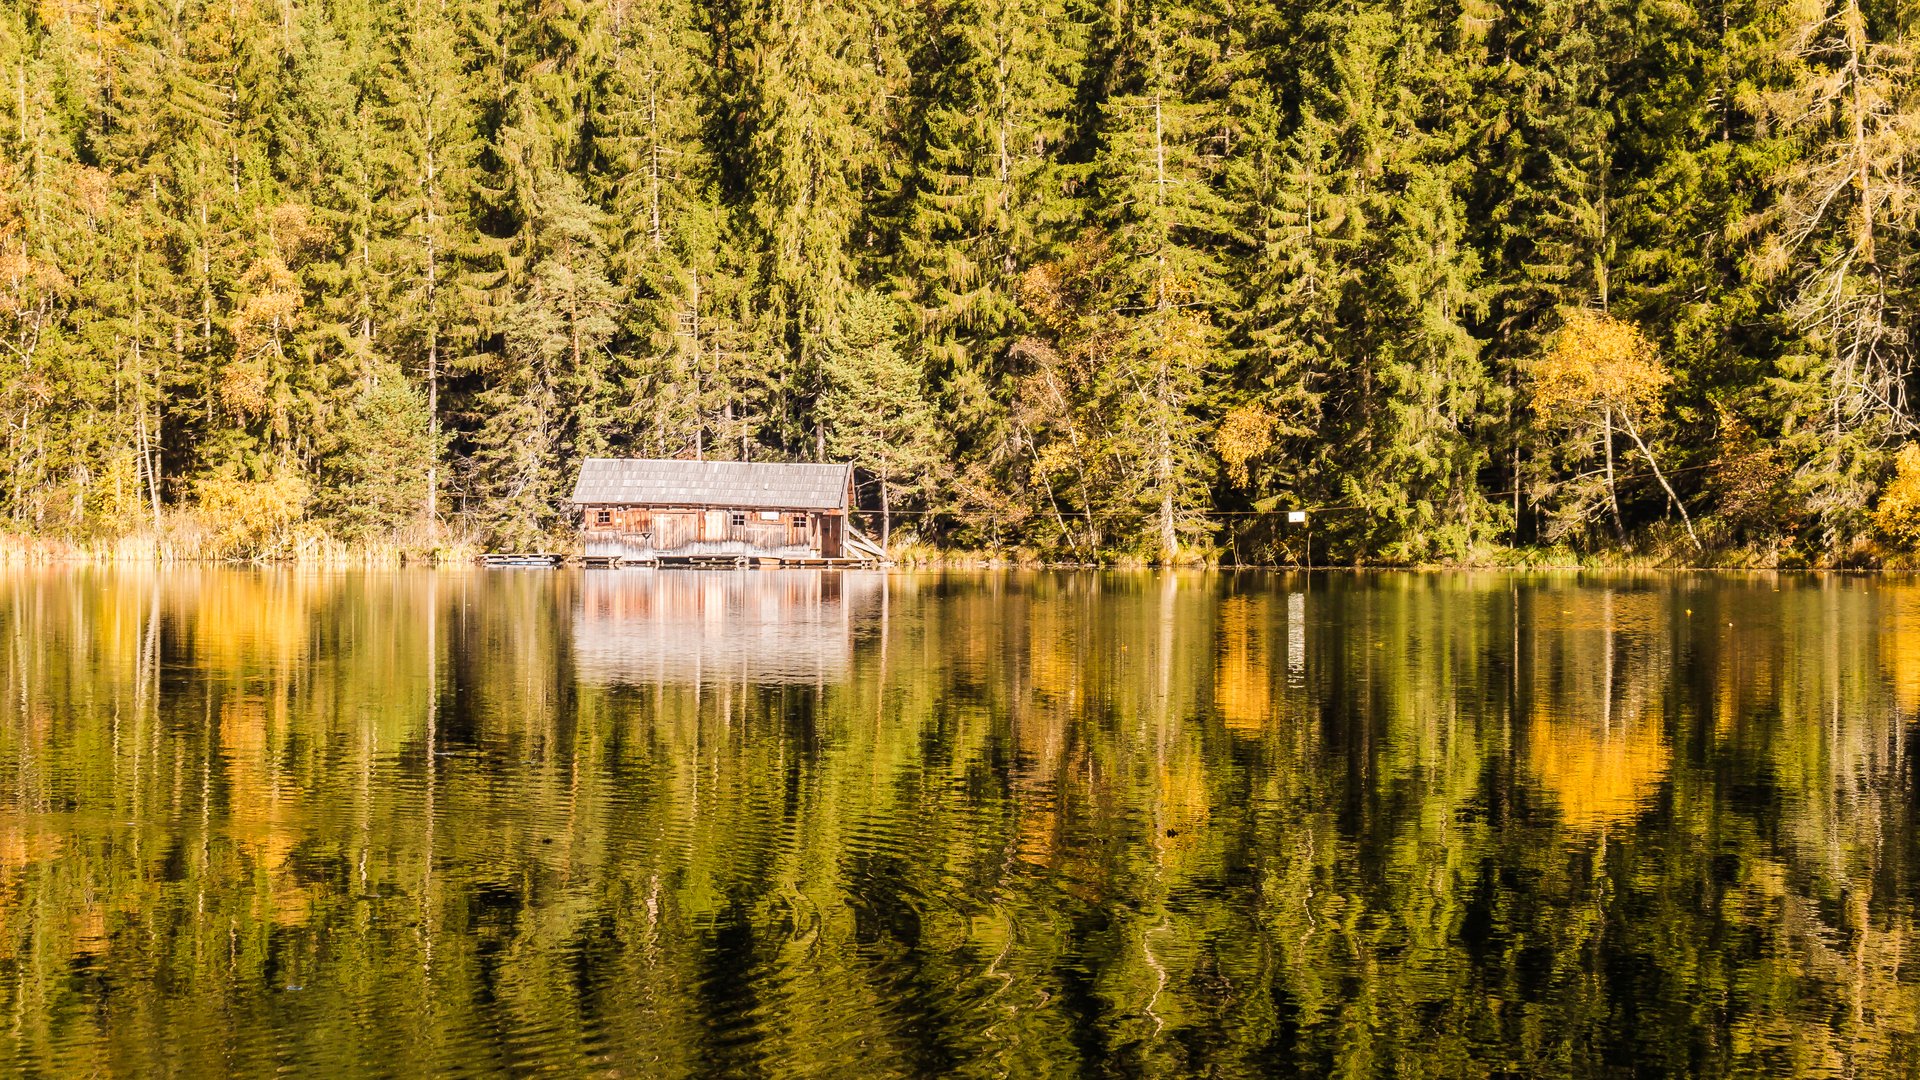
[480,552,878,569]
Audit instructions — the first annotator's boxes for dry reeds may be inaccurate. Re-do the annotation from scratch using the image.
[0,513,485,567]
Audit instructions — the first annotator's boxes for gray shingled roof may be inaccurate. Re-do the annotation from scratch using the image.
[570,458,852,511]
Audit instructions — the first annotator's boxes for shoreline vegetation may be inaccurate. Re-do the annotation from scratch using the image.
[2,527,1911,572]
[7,1,1920,569]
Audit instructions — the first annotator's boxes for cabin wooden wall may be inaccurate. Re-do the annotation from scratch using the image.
[581,505,841,561]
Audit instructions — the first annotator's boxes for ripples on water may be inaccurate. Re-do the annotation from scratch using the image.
[0,568,1918,1077]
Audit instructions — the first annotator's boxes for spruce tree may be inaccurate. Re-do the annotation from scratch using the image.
[891,0,1081,481]
[1750,0,1920,545]
[377,0,482,527]
[1081,0,1234,561]
[469,171,620,544]
[592,0,727,460]
[714,0,901,459]
[819,289,939,544]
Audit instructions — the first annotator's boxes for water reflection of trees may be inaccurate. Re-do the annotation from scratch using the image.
[0,569,1916,1075]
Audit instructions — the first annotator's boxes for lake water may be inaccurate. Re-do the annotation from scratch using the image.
[1,568,1917,1077]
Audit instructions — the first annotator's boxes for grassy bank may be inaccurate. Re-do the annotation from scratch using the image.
[880,535,1920,572]
[0,522,484,567]
[0,524,1911,572]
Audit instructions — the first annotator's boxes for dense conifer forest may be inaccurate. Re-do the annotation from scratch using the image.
[4,0,1920,564]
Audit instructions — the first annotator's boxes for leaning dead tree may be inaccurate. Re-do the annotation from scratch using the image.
[1758,0,1920,435]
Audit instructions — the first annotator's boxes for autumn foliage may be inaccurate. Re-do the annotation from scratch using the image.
[1875,445,1920,552]
[190,473,312,558]
[1528,309,1671,423]
[1526,308,1702,551]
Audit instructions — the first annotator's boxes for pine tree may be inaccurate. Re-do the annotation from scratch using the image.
[0,0,1903,565]
[891,0,1081,483]
[378,0,484,528]
[103,0,239,489]
[316,365,433,539]
[1221,96,1348,532]
[1081,0,1234,561]
[819,289,939,544]
[274,0,388,413]
[1227,1,1503,561]
[468,171,620,544]
[1751,0,1920,545]
[714,0,901,459]
[592,0,727,460]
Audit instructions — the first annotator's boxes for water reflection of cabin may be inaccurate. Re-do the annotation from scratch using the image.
[571,458,864,566]
[573,570,881,686]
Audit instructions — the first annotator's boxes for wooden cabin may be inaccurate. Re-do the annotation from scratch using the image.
[570,458,860,565]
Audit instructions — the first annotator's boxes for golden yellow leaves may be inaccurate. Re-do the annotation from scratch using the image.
[1016,262,1074,333]
[220,204,326,428]
[229,280,301,338]
[1134,303,1213,364]
[1874,443,1920,551]
[1214,405,1274,487]
[0,245,32,318]
[1528,308,1704,548]
[225,255,302,366]
[1527,307,1672,422]
[215,363,273,422]
[190,472,311,557]
[0,162,72,318]
[71,166,113,224]
[267,203,329,260]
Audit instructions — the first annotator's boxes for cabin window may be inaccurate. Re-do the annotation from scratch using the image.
[595,509,612,525]
[792,514,808,528]
[730,512,746,527]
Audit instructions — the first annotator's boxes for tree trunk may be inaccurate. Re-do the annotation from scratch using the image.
[131,260,164,541]
[134,348,162,538]
[1158,440,1176,564]
[1017,419,1079,560]
[1512,443,1521,541]
[648,79,663,250]
[424,136,441,532]
[688,272,701,457]
[1152,93,1169,309]
[569,290,585,457]
[1619,413,1702,552]
[1603,406,1623,537]
[1846,0,1873,263]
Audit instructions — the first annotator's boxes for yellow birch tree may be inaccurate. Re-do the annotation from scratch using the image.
[1529,309,1702,551]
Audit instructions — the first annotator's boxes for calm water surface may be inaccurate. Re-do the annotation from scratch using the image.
[2,568,1919,1078]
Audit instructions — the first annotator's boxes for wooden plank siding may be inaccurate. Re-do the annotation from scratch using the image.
[570,459,858,564]
[580,505,843,562]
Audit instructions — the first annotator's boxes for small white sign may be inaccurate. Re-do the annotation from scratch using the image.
[1287,510,1308,524]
